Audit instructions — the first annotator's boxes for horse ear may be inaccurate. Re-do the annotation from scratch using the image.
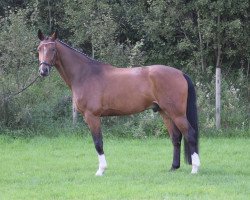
[38,29,45,41]
[51,30,58,40]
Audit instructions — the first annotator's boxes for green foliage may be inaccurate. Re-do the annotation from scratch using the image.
[101,111,166,139]
[0,0,249,136]
[0,8,38,127]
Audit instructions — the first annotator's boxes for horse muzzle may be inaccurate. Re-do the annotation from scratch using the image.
[39,65,50,77]
[39,62,51,77]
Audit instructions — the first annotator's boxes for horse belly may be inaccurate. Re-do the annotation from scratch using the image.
[101,85,153,116]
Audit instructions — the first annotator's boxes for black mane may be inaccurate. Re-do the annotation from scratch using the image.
[58,40,102,64]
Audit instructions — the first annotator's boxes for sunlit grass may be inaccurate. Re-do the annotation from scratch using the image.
[0,134,249,199]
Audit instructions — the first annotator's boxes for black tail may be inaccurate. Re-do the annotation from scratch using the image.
[183,74,199,165]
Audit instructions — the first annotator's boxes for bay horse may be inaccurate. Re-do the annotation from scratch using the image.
[37,30,200,176]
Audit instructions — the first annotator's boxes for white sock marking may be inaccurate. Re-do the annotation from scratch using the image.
[95,154,107,176]
[191,152,200,174]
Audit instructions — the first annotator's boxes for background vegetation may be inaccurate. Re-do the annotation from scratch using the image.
[0,0,249,137]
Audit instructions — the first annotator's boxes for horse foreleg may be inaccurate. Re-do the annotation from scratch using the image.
[84,112,107,176]
[92,133,107,176]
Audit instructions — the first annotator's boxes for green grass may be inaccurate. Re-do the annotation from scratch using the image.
[0,134,249,200]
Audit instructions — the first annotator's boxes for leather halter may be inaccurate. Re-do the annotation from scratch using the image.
[39,42,57,69]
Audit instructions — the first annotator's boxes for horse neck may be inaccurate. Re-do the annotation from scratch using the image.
[54,41,101,89]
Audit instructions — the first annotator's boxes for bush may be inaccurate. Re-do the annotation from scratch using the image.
[102,111,166,138]
[196,68,249,133]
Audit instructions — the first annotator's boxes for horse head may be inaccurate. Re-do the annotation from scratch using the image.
[37,30,58,77]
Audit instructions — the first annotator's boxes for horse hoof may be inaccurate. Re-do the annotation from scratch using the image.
[169,166,179,172]
[169,168,176,172]
[95,166,107,176]
[95,169,104,176]
[191,165,199,174]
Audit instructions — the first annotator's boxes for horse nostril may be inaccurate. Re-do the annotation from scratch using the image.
[39,67,49,77]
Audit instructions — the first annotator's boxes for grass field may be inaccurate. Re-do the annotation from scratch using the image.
[0,134,249,200]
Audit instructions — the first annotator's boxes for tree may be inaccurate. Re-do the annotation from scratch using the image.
[0,8,38,126]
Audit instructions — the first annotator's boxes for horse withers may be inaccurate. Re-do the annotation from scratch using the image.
[37,30,200,176]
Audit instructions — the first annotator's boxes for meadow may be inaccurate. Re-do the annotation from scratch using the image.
[0,133,249,200]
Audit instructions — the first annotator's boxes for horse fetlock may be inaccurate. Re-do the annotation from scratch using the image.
[191,165,199,174]
[95,154,107,176]
[191,152,200,174]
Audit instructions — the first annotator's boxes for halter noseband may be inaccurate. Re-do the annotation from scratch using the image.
[40,61,53,68]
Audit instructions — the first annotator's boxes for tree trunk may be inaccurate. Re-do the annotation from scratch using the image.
[72,101,77,126]
[215,14,222,130]
[216,68,221,129]
[47,0,52,32]
[197,11,205,72]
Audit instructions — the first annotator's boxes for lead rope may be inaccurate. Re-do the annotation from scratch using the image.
[1,75,40,102]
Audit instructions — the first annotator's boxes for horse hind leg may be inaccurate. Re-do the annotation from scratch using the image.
[187,124,200,174]
[160,111,182,171]
[170,124,182,171]
[173,116,200,174]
